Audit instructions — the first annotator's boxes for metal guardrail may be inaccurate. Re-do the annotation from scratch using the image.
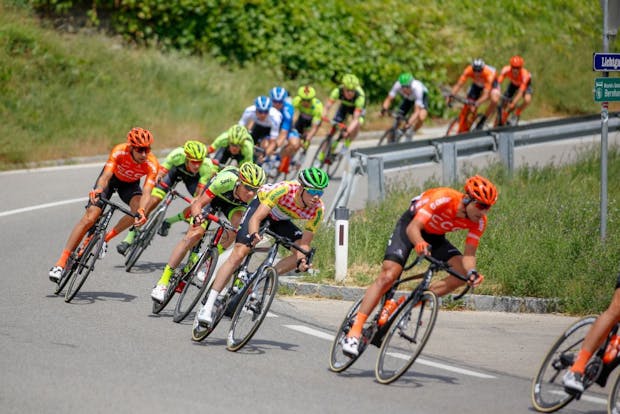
[325,112,620,222]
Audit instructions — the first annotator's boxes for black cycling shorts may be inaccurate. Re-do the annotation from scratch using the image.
[383,204,462,267]
[89,169,141,209]
[236,198,303,247]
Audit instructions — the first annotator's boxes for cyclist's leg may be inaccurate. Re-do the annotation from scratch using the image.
[516,83,533,118]
[104,180,142,243]
[268,220,304,274]
[428,237,467,297]
[482,80,501,121]
[565,281,620,391]
[279,131,301,173]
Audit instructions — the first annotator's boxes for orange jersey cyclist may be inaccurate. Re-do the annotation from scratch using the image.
[195,167,329,326]
[116,140,217,255]
[49,128,159,282]
[448,59,500,129]
[497,55,532,121]
[341,175,498,356]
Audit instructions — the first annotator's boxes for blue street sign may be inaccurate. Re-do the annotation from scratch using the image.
[593,53,620,71]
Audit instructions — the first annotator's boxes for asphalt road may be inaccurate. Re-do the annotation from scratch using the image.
[0,140,616,413]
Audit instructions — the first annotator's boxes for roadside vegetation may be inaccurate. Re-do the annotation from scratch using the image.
[2,1,620,313]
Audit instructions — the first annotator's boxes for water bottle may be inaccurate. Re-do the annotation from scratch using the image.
[604,334,620,363]
[378,296,405,326]
[232,269,247,293]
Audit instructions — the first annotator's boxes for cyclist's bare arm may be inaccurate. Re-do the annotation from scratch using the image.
[322,99,336,119]
[247,203,271,244]
[190,192,214,221]
[381,95,394,113]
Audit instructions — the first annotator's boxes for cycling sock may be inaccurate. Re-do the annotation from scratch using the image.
[157,265,175,286]
[122,228,136,244]
[56,249,71,268]
[571,349,593,374]
[515,107,522,117]
[203,289,220,314]
[104,228,119,242]
[279,156,290,173]
[166,212,185,225]
[347,312,368,339]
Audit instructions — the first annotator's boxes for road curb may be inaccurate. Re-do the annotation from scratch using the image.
[279,276,560,314]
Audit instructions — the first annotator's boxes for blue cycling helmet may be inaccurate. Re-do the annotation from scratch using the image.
[254,96,272,112]
[269,86,288,103]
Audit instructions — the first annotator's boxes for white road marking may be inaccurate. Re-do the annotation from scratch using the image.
[0,197,88,218]
[283,324,495,379]
[550,390,606,405]
[0,162,101,175]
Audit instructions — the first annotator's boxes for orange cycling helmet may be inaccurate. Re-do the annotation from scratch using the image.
[510,55,524,69]
[127,127,153,147]
[464,175,498,206]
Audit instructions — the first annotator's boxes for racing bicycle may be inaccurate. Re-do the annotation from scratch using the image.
[150,208,235,320]
[192,226,314,351]
[124,182,192,272]
[442,87,484,136]
[494,94,520,128]
[54,197,137,303]
[531,317,620,413]
[378,111,412,145]
[329,254,470,384]
[310,117,348,178]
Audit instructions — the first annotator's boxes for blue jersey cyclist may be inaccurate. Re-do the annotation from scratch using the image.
[150,163,267,302]
[195,167,329,326]
[239,96,282,161]
[277,85,324,176]
[116,140,217,255]
[208,125,255,168]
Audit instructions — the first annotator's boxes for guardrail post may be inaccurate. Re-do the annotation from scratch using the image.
[367,157,385,202]
[334,207,349,282]
[498,131,515,174]
[441,142,457,185]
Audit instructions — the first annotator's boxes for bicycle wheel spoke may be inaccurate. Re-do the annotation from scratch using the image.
[375,291,438,384]
[531,316,596,412]
[227,267,278,351]
[65,234,102,302]
[173,248,217,323]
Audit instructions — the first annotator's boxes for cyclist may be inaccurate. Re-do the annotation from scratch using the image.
[447,59,500,130]
[49,128,159,282]
[496,55,532,123]
[381,72,429,140]
[239,96,282,162]
[341,175,498,356]
[195,167,329,326]
[150,163,266,302]
[269,86,298,176]
[208,125,255,167]
[320,73,366,154]
[563,275,620,393]
[277,85,324,175]
[116,140,217,255]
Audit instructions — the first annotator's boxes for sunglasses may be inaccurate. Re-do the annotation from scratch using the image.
[188,159,203,166]
[475,202,491,210]
[305,188,324,197]
[134,146,151,154]
[243,183,259,192]
[256,110,269,115]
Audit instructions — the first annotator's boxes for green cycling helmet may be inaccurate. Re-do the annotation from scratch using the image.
[342,73,360,90]
[239,162,266,188]
[297,85,316,100]
[298,167,329,189]
[398,72,413,86]
[183,140,207,161]
[228,125,250,146]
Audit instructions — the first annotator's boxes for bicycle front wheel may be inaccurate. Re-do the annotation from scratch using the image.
[65,233,103,303]
[125,208,165,272]
[531,315,597,412]
[378,128,396,146]
[375,290,439,384]
[445,117,460,136]
[173,247,218,323]
[151,272,183,315]
[310,137,331,171]
[227,266,278,351]
[54,255,77,295]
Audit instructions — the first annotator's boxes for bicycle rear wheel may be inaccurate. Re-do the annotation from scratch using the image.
[125,208,166,272]
[329,297,382,373]
[375,291,439,384]
[531,316,596,412]
[227,266,278,351]
[310,137,331,171]
[64,233,103,303]
[151,271,183,315]
[173,247,218,323]
[54,255,77,295]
